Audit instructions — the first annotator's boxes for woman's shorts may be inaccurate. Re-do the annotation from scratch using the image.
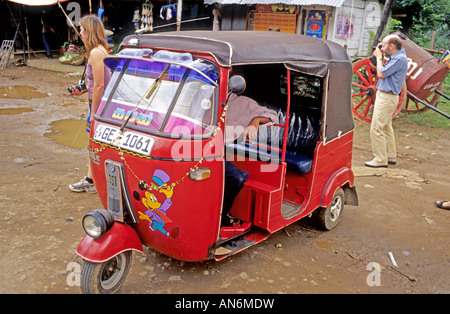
[86,100,92,133]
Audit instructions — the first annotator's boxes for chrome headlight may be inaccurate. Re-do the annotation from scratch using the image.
[82,209,115,238]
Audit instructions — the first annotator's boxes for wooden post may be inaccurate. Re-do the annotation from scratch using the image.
[177,0,182,31]
[25,15,30,60]
[430,30,436,50]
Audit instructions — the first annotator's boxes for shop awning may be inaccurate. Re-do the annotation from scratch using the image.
[203,0,346,7]
[8,0,69,5]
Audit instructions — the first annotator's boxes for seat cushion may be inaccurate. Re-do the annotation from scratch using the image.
[284,150,313,174]
[225,142,313,174]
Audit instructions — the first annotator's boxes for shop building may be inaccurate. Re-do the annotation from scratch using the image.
[206,0,384,57]
[2,0,385,59]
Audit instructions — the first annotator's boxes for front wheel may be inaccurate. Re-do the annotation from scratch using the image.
[80,251,132,294]
[314,188,345,231]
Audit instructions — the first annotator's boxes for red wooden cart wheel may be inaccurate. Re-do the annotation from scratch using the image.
[404,84,443,113]
[351,57,405,123]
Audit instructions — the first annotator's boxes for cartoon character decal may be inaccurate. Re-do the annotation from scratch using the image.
[133,169,180,239]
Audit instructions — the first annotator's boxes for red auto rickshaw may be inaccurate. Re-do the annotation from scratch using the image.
[76,31,358,293]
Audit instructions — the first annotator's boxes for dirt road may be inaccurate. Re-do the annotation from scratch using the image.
[0,66,448,294]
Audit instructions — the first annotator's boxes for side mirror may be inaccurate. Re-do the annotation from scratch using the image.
[228,75,246,94]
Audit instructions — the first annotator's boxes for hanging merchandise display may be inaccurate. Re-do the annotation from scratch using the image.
[160,3,177,21]
[141,1,153,31]
[132,6,141,31]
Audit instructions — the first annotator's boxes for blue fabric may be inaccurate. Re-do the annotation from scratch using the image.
[376,48,408,95]
[42,33,51,57]
[226,142,313,175]
[223,161,249,221]
[86,102,92,133]
[285,150,313,174]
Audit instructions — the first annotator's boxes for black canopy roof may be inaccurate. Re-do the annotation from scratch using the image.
[122,31,350,68]
[119,31,354,143]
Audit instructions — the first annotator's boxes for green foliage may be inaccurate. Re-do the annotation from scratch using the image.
[384,18,403,35]
[398,0,450,49]
[398,0,449,29]
[408,25,449,50]
[366,18,403,56]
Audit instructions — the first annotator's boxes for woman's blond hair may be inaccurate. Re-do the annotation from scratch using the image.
[80,15,108,53]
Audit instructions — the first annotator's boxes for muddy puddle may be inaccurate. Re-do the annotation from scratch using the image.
[0,107,35,115]
[0,85,47,99]
[45,119,89,149]
[61,102,79,108]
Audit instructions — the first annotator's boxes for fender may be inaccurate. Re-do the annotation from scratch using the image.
[320,167,356,208]
[76,222,143,263]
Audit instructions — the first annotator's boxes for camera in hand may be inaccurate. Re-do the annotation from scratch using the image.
[369,44,384,65]
[68,80,86,93]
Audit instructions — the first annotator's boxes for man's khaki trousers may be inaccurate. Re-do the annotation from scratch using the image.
[370,90,399,164]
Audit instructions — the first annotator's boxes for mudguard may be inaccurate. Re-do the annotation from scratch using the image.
[320,167,357,207]
[76,222,143,263]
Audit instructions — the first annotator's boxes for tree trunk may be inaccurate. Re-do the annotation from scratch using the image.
[372,0,395,46]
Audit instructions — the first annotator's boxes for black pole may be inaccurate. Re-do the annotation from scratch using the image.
[436,89,450,102]
[408,92,450,119]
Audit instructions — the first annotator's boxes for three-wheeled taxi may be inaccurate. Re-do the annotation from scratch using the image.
[76,31,358,293]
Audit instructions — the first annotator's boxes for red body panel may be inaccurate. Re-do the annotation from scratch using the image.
[76,222,143,263]
[228,131,354,234]
[89,118,225,262]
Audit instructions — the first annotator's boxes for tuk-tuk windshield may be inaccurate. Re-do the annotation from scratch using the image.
[99,55,218,138]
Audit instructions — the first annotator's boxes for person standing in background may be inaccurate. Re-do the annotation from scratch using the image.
[365,34,408,168]
[41,10,55,59]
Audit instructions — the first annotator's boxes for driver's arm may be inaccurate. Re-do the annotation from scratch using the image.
[244,116,272,141]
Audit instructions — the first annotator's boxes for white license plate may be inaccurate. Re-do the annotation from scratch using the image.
[93,123,154,156]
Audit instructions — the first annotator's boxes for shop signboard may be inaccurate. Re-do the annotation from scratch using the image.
[305,10,327,39]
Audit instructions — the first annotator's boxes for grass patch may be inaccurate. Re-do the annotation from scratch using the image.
[396,75,450,130]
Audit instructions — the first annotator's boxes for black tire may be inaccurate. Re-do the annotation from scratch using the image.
[314,188,345,231]
[80,251,132,294]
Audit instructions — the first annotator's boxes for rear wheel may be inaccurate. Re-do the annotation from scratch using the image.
[314,188,345,231]
[80,251,132,294]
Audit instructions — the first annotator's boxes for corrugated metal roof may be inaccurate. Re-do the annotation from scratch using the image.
[203,0,346,7]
